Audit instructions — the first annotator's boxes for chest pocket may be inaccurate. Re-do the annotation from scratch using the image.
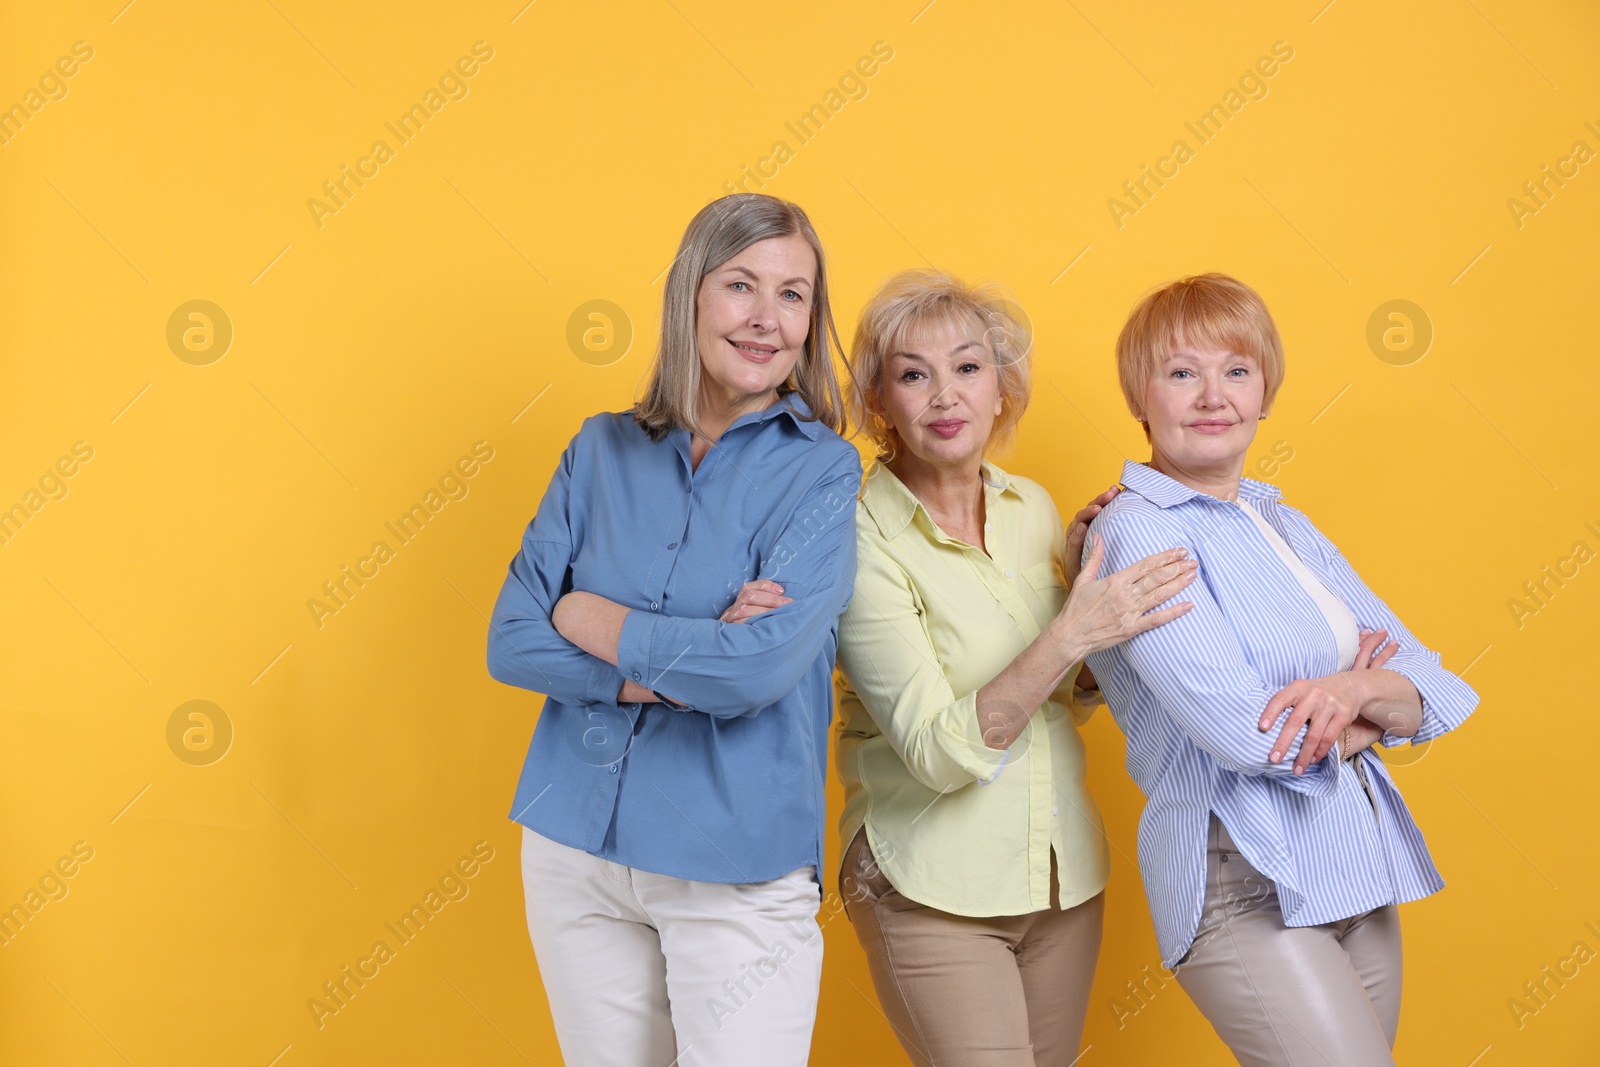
[1021,560,1067,614]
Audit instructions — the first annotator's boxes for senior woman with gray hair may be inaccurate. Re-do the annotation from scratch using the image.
[486,193,860,1067]
[821,268,1200,1066]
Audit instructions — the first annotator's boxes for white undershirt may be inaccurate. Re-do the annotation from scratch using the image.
[1238,500,1360,673]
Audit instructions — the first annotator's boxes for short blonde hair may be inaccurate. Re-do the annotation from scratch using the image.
[848,268,1032,458]
[634,193,846,442]
[1116,273,1285,423]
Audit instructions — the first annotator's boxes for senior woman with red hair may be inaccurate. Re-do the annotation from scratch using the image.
[1084,273,1479,1065]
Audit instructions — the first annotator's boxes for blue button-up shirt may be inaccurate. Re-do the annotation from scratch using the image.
[487,393,861,885]
[1085,460,1479,967]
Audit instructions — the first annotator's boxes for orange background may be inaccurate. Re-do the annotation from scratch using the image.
[2,1,1596,1063]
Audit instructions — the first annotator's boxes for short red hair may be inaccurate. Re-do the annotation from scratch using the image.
[1116,273,1286,423]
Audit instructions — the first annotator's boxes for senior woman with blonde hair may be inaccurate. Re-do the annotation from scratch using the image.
[485,193,861,1067]
[1083,273,1479,1065]
[823,268,1200,1066]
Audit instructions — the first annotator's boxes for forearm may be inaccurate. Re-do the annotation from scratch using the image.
[619,679,657,703]
[552,591,628,665]
[1357,668,1424,738]
[1340,718,1385,759]
[553,593,662,704]
[487,552,626,707]
[976,619,1084,749]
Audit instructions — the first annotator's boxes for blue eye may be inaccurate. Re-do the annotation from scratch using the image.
[730,281,749,291]
[783,289,805,302]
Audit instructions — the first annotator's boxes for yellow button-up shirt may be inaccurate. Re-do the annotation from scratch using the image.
[834,459,1110,916]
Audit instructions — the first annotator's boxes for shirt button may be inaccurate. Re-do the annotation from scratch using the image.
[609,765,618,774]
[1005,569,1014,578]
[668,542,678,549]
[650,601,659,611]
[1052,805,1060,815]
[631,671,641,681]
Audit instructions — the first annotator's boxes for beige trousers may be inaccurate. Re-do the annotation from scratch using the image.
[841,828,1104,1067]
[1172,815,1404,1067]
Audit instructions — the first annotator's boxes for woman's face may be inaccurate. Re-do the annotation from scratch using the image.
[1142,343,1264,476]
[875,314,1004,472]
[694,235,816,410]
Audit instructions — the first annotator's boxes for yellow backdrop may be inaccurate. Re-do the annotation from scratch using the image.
[2,1,1595,1063]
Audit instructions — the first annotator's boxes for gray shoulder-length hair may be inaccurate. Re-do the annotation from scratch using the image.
[633,193,847,442]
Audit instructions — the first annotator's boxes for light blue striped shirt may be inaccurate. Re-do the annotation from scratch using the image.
[1085,460,1479,968]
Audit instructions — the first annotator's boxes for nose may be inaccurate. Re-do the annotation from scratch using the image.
[927,368,958,409]
[747,291,779,333]
[1197,370,1226,408]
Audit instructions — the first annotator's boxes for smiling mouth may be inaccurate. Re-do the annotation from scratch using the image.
[729,339,778,362]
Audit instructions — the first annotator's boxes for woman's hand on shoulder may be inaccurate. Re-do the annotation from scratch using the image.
[1053,532,1197,658]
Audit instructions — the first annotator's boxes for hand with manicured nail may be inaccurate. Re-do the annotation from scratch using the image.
[1258,627,1402,772]
[719,579,792,623]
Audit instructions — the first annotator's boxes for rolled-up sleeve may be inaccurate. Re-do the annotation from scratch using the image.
[1299,522,1480,746]
[615,459,861,718]
[836,536,1015,794]
[1090,507,1339,795]
[487,433,626,707]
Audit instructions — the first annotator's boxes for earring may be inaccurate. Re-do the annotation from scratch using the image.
[1258,412,1268,420]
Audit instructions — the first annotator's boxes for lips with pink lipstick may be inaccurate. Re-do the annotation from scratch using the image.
[1186,418,1235,435]
[728,338,778,364]
[927,418,966,439]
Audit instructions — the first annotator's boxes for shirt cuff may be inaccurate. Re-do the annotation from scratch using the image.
[586,656,625,706]
[929,691,1021,785]
[616,609,658,691]
[1377,654,1478,747]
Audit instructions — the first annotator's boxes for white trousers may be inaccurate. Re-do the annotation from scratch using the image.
[520,825,824,1067]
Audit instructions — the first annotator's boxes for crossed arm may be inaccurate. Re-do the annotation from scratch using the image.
[1090,508,1428,788]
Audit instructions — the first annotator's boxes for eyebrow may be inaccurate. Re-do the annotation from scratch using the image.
[722,265,812,288]
[891,340,984,360]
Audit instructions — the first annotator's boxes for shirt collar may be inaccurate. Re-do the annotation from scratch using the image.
[740,390,827,440]
[659,390,829,461]
[862,458,1020,540]
[1116,458,1282,509]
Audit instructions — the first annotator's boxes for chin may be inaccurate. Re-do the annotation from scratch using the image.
[914,438,981,467]
[721,364,783,396]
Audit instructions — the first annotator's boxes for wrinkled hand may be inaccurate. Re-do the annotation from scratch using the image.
[1056,533,1197,657]
[720,579,791,623]
[1260,628,1397,773]
[1063,485,1121,586]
